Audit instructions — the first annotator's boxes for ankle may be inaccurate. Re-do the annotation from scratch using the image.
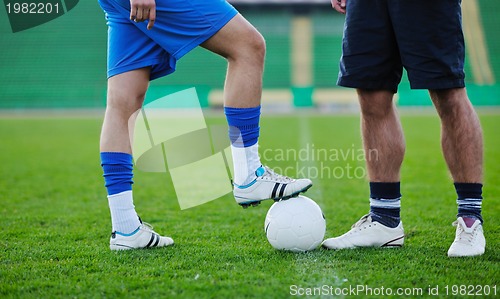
[461,216,480,228]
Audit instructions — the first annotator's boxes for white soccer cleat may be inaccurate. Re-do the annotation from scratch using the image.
[233,166,312,208]
[447,217,485,257]
[322,214,404,249]
[110,221,174,251]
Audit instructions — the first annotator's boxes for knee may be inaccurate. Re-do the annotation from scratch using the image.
[429,88,471,118]
[249,31,266,62]
[429,88,455,109]
[358,89,395,119]
[106,86,146,117]
[230,29,266,64]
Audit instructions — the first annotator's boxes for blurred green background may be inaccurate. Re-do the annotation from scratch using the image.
[0,1,499,108]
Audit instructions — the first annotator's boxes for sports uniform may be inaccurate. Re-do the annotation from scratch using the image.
[98,0,238,80]
[98,0,312,250]
[323,0,485,257]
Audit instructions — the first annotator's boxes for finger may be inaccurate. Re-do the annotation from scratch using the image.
[136,5,144,22]
[141,8,149,22]
[147,8,156,30]
[130,5,137,20]
[332,0,346,14]
[340,0,346,9]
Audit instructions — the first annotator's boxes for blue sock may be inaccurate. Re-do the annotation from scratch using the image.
[224,106,261,148]
[369,182,401,228]
[454,183,483,223]
[224,106,262,185]
[101,152,140,234]
[100,152,134,195]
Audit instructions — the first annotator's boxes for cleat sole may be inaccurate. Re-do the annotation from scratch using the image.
[237,183,313,208]
[239,201,262,209]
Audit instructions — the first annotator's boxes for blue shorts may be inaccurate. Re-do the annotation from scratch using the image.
[98,0,238,80]
[338,0,466,92]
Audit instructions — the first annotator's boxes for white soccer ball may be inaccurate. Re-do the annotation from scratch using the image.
[264,195,326,252]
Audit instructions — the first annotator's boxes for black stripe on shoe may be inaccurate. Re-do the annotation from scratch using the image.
[149,233,160,248]
[381,235,404,247]
[278,184,287,198]
[152,234,160,247]
[146,233,155,248]
[271,183,281,199]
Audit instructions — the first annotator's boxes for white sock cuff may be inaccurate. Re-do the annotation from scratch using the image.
[107,190,133,199]
[108,190,134,209]
[370,197,401,209]
[456,198,482,208]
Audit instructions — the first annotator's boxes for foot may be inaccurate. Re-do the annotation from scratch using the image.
[447,217,485,257]
[110,220,174,251]
[233,165,312,208]
[322,214,404,249]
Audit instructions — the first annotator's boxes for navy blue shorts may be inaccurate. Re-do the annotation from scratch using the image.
[98,0,237,80]
[337,0,466,92]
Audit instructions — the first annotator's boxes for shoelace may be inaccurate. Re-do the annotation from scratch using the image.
[141,222,155,233]
[452,220,476,243]
[260,166,294,183]
[352,214,372,229]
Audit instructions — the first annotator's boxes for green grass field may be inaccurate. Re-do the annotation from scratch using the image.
[0,113,499,298]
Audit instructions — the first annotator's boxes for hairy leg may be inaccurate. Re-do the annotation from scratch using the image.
[358,89,406,182]
[100,68,150,153]
[201,14,265,108]
[431,88,485,257]
[429,88,483,183]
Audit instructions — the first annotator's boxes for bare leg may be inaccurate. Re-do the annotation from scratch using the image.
[322,89,406,249]
[99,68,154,239]
[100,68,150,153]
[431,88,485,257]
[201,14,265,108]
[358,89,405,182]
[200,14,312,202]
[202,14,264,186]
[429,88,483,183]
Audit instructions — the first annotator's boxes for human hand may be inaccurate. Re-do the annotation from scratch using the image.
[331,0,346,14]
[130,0,156,30]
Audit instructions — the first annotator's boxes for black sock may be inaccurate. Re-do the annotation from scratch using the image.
[369,182,401,228]
[454,183,483,223]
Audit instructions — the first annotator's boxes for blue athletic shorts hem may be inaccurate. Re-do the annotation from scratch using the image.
[99,0,238,81]
[106,9,237,80]
[171,10,237,62]
[108,57,172,80]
